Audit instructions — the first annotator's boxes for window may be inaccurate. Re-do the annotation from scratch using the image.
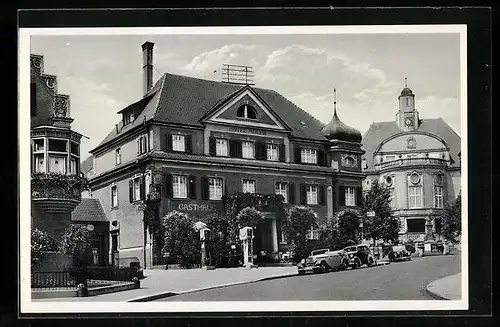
[111,185,118,208]
[33,139,44,152]
[48,139,67,152]
[138,135,148,154]
[301,148,317,164]
[216,138,229,156]
[237,104,257,119]
[70,158,77,175]
[407,218,425,233]
[434,186,443,208]
[115,148,121,165]
[275,182,288,203]
[33,154,45,173]
[49,155,66,174]
[172,134,186,152]
[307,225,320,240]
[134,178,141,201]
[306,184,318,205]
[242,179,256,194]
[406,98,410,106]
[266,144,278,161]
[409,185,423,208]
[242,141,255,159]
[70,142,80,155]
[209,177,224,200]
[434,174,444,209]
[408,173,423,209]
[124,111,135,125]
[345,187,355,206]
[173,175,188,199]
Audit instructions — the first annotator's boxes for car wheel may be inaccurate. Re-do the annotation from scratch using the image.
[320,261,329,273]
[353,257,361,269]
[367,257,374,267]
[340,260,348,270]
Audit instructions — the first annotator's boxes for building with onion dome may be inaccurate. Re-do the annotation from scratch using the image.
[361,81,461,244]
[81,41,366,268]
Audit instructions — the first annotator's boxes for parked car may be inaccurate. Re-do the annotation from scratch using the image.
[388,245,412,262]
[297,248,345,275]
[342,244,375,269]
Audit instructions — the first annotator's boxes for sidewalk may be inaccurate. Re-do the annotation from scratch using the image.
[425,273,461,300]
[33,266,298,302]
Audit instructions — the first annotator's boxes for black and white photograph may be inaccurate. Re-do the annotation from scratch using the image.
[19,23,468,313]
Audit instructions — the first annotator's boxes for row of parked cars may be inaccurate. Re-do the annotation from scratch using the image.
[297,243,412,274]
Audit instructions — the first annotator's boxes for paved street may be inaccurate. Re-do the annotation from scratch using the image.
[158,255,461,301]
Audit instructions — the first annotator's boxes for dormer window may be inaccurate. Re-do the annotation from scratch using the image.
[124,111,135,125]
[237,104,257,119]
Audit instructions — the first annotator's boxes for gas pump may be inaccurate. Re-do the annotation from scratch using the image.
[239,226,255,267]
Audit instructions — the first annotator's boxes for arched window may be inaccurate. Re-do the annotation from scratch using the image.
[236,104,257,119]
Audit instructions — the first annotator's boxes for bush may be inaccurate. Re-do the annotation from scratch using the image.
[161,211,200,268]
[236,207,264,228]
[31,228,56,269]
[336,210,361,249]
[205,213,231,267]
[283,206,317,261]
[59,224,93,267]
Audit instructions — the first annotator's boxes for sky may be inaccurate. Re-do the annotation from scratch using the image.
[30,32,462,161]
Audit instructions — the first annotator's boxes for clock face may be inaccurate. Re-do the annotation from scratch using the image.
[404,117,413,127]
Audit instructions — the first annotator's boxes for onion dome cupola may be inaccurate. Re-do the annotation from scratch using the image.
[321,88,362,143]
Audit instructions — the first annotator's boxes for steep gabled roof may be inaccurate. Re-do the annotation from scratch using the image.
[91,73,328,153]
[362,118,461,171]
[71,198,107,222]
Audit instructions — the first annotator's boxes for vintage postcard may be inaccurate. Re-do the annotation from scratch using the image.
[19,24,468,313]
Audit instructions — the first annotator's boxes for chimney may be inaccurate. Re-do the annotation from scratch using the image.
[142,41,154,96]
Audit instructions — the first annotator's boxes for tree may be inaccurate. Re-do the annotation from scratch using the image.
[31,228,56,270]
[58,224,93,268]
[316,219,338,250]
[161,211,200,267]
[336,210,361,248]
[283,206,317,261]
[362,180,399,245]
[205,213,231,267]
[236,207,264,228]
[440,193,462,242]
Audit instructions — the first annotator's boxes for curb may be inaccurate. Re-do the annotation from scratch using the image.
[425,283,450,300]
[128,272,298,302]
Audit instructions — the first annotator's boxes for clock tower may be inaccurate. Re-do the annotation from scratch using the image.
[396,78,419,131]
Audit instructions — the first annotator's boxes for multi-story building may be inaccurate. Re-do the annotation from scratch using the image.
[30,53,84,241]
[84,42,366,268]
[361,83,461,243]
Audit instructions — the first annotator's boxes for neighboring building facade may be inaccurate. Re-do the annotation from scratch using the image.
[361,85,461,243]
[84,42,366,268]
[30,54,84,241]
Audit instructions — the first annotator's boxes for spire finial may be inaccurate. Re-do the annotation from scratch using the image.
[404,77,408,87]
[333,87,337,115]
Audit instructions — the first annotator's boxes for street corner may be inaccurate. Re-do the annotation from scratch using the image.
[425,273,462,300]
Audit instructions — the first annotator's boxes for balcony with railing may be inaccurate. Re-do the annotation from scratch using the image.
[374,157,448,171]
[31,172,88,213]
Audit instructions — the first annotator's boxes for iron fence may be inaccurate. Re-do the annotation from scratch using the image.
[31,270,84,290]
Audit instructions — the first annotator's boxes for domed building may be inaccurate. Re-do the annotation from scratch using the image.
[361,82,461,244]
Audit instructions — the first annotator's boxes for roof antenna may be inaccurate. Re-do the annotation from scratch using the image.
[404,77,408,87]
[333,87,337,116]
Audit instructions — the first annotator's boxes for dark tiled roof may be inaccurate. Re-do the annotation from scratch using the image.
[92,73,328,152]
[71,198,108,222]
[361,118,461,171]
